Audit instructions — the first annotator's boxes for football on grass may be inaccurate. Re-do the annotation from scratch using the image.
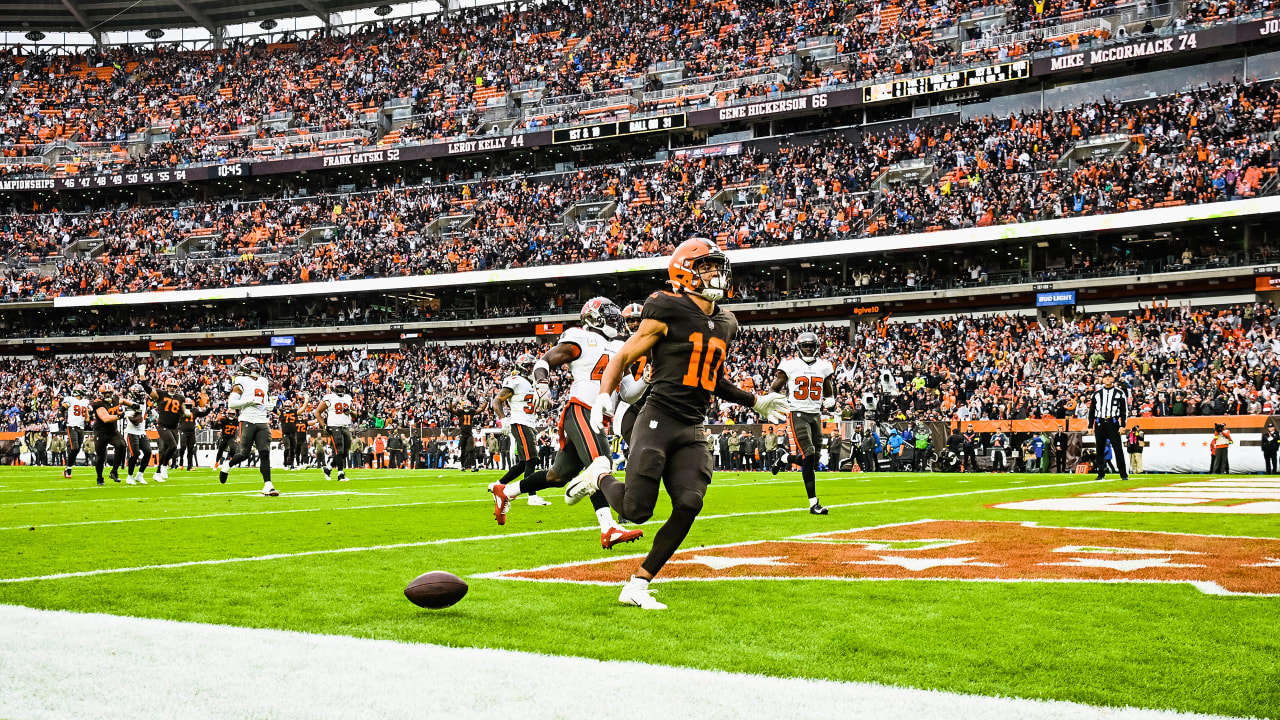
[404,571,468,609]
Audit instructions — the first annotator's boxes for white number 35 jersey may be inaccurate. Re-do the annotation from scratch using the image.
[500,375,536,426]
[777,356,834,414]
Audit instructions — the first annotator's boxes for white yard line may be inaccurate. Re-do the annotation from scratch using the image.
[0,478,1114,584]
[0,605,1233,720]
[0,498,491,532]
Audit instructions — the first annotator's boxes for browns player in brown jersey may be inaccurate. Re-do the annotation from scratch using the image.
[567,237,788,609]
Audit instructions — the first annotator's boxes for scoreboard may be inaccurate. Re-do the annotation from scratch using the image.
[552,113,686,144]
[862,60,1030,104]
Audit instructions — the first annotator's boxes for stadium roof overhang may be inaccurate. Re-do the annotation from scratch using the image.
[0,0,449,35]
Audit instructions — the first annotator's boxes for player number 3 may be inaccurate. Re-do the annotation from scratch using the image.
[681,332,727,391]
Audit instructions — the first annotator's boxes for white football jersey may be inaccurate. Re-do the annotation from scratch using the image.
[124,399,148,435]
[322,392,354,427]
[778,356,835,414]
[64,395,92,429]
[560,326,622,406]
[233,375,271,424]
[500,374,536,426]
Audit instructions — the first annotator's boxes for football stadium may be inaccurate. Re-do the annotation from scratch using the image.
[1,0,1278,716]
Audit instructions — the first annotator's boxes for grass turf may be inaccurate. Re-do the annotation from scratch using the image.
[0,466,1276,718]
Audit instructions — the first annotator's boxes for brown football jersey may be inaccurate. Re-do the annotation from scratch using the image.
[641,290,739,425]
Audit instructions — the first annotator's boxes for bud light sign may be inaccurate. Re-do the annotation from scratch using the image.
[1036,290,1076,307]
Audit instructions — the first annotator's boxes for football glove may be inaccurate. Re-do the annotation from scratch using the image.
[590,393,616,434]
[533,382,553,411]
[822,396,836,410]
[753,393,789,423]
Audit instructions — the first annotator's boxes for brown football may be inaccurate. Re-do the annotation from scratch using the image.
[404,571,468,609]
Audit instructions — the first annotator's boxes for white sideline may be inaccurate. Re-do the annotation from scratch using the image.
[0,605,1235,720]
[0,478,1113,584]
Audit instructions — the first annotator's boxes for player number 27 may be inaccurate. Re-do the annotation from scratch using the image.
[681,332,727,391]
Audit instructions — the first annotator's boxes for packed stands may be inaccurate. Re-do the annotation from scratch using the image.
[4,302,1279,437]
[0,0,1270,174]
[2,78,1276,301]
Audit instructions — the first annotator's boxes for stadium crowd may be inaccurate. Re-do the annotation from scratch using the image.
[2,79,1276,302]
[1,0,1271,172]
[4,303,1280,440]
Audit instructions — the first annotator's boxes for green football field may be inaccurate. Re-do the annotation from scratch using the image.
[1,466,1277,719]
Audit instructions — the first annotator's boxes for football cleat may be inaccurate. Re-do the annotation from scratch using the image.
[153,473,165,484]
[110,469,120,483]
[261,482,279,497]
[601,526,643,549]
[96,478,104,486]
[63,467,72,479]
[810,503,828,515]
[323,465,332,480]
[528,495,552,506]
[565,455,610,506]
[488,483,510,525]
[218,460,230,484]
[337,472,348,482]
[125,474,136,485]
[135,473,147,485]
[618,579,666,610]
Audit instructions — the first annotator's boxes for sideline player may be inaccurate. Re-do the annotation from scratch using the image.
[142,371,184,482]
[451,398,480,472]
[488,298,644,549]
[770,331,835,513]
[315,381,355,482]
[291,398,311,469]
[90,383,130,485]
[492,353,549,505]
[214,408,241,467]
[571,238,788,608]
[122,383,155,484]
[218,357,279,496]
[61,383,92,478]
[281,399,301,470]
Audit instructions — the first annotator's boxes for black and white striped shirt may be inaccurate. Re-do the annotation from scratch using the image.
[1089,386,1127,426]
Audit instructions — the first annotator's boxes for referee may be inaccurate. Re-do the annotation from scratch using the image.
[1088,370,1129,481]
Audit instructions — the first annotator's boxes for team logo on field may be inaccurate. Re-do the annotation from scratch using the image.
[477,520,1280,596]
[994,477,1280,514]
